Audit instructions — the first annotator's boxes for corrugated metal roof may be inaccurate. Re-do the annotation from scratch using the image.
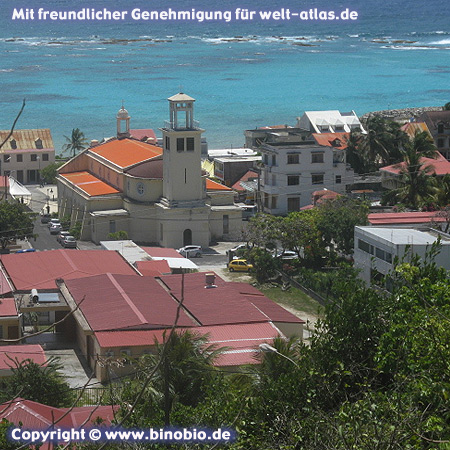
[227,282,305,324]
[160,272,301,326]
[135,260,171,276]
[95,322,282,350]
[368,211,446,225]
[0,344,46,371]
[0,249,137,291]
[59,171,120,197]
[89,138,162,169]
[0,129,54,152]
[0,398,117,443]
[141,247,183,258]
[0,297,17,317]
[66,273,195,332]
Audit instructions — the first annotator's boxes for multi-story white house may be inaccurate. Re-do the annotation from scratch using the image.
[258,133,354,214]
[354,226,450,285]
[296,110,366,134]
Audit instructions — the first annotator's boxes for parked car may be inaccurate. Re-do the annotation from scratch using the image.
[62,235,77,248]
[274,250,298,260]
[228,259,253,272]
[177,245,202,258]
[226,243,247,256]
[57,231,71,244]
[40,213,51,224]
[47,218,61,229]
[49,224,62,235]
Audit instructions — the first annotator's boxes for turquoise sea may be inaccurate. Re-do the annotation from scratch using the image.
[0,0,449,151]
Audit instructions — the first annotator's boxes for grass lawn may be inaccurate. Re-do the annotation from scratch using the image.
[260,285,324,320]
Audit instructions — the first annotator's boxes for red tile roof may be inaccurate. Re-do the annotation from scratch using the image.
[135,260,171,276]
[368,211,447,225]
[206,179,233,191]
[0,345,46,371]
[141,247,183,258]
[89,138,162,169]
[59,171,120,197]
[312,132,349,150]
[65,273,195,332]
[161,272,303,326]
[380,152,450,176]
[0,249,137,291]
[0,298,17,317]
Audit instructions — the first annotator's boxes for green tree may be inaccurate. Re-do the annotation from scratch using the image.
[107,230,128,240]
[126,330,223,426]
[383,130,438,209]
[62,128,88,158]
[247,247,278,283]
[0,358,74,407]
[358,116,407,169]
[280,209,327,266]
[316,196,369,256]
[0,202,36,249]
[39,161,64,184]
[444,102,450,111]
[243,213,281,250]
[344,130,368,174]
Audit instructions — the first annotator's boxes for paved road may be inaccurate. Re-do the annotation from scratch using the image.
[26,184,62,251]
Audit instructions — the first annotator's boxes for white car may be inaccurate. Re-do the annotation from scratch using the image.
[226,244,247,256]
[275,250,298,260]
[177,245,202,258]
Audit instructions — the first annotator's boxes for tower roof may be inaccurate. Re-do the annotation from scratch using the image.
[117,106,130,119]
[168,93,195,102]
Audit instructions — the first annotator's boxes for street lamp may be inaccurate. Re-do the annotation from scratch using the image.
[259,343,299,367]
[37,156,41,186]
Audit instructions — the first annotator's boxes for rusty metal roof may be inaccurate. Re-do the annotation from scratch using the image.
[0,129,54,152]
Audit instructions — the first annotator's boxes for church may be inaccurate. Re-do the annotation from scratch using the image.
[56,93,243,247]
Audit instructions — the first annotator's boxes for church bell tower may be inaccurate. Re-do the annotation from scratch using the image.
[160,93,205,206]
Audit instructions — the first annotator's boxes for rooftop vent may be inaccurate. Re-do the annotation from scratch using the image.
[205,273,217,289]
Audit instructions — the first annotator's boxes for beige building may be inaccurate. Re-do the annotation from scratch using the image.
[0,129,55,184]
[57,93,242,247]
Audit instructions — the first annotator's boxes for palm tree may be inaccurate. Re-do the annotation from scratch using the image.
[140,330,224,425]
[358,116,408,169]
[385,131,438,209]
[62,128,88,157]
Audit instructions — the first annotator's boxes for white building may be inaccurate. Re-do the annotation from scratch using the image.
[354,226,450,285]
[259,133,354,213]
[57,93,243,247]
[296,110,366,134]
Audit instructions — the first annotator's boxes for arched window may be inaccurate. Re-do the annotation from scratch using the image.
[183,229,192,246]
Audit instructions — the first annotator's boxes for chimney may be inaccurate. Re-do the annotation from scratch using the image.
[90,139,99,147]
[205,273,217,289]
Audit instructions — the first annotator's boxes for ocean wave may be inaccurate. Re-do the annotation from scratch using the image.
[429,39,450,45]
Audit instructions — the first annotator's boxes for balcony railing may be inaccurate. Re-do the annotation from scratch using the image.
[164,119,200,130]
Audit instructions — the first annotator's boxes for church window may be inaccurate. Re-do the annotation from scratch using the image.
[187,137,195,151]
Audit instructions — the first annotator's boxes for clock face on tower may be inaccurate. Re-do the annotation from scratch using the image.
[137,182,145,196]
